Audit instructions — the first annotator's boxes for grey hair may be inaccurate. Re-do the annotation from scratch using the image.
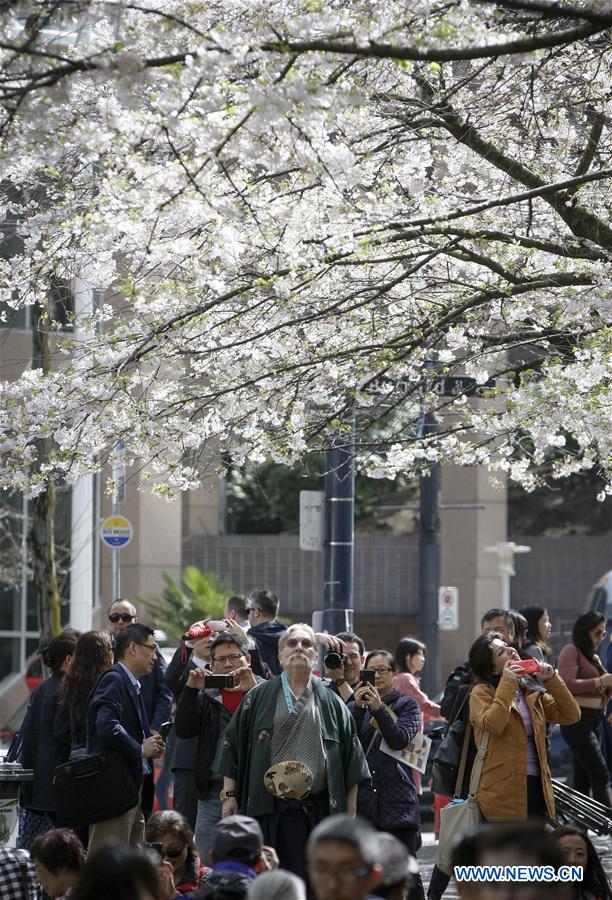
[278,623,316,654]
[247,870,306,900]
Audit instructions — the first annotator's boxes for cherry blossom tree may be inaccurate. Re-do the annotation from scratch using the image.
[0,0,609,500]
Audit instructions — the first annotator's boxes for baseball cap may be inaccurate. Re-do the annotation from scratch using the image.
[211,815,263,863]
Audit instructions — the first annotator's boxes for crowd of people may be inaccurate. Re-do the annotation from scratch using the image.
[2,591,611,900]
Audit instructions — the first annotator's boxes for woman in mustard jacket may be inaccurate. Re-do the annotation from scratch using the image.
[468,631,580,821]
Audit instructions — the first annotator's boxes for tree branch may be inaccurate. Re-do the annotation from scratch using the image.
[261,21,602,64]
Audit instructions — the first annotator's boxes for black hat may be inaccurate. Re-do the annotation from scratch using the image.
[211,815,263,862]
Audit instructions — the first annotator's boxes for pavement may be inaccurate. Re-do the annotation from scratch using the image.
[417,825,612,897]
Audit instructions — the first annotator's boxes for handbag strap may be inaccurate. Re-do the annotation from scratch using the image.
[452,719,472,798]
[468,730,490,798]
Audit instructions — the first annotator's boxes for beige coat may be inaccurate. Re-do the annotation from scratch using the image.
[470,673,580,821]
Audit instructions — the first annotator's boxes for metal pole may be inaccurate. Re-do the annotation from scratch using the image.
[111,440,125,601]
[419,410,441,697]
[323,414,355,635]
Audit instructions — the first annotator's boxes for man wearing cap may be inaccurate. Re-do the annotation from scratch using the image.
[217,623,370,881]
[188,815,265,899]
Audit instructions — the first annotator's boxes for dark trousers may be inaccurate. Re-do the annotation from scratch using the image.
[561,708,611,808]
[259,794,327,884]
[172,769,198,830]
[387,826,425,900]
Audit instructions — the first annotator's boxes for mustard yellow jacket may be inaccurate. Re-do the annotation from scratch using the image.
[470,673,580,821]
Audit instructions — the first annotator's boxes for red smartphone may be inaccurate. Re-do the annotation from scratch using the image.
[514,658,541,675]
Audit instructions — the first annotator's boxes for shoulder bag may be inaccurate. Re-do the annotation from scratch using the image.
[53,751,139,829]
[431,689,471,796]
[436,727,490,875]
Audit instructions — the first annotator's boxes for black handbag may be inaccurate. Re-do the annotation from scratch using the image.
[431,690,471,796]
[53,751,139,829]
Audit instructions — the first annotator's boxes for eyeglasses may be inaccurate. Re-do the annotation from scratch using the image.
[161,846,185,859]
[109,613,135,623]
[213,654,243,665]
[370,667,393,675]
[246,607,260,614]
[286,638,315,649]
[134,641,158,652]
[310,863,372,882]
[594,630,607,638]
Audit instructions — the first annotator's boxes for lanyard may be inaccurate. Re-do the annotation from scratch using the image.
[281,671,296,713]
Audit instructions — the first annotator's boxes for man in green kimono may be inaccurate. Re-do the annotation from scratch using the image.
[216,623,370,881]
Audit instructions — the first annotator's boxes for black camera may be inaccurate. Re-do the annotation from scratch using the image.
[324,651,345,669]
[204,674,237,689]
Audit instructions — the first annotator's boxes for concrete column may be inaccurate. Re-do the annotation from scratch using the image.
[439,466,507,678]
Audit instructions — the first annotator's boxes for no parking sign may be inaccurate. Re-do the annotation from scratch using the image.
[438,586,459,630]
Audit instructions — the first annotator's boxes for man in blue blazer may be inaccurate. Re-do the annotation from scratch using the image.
[87,623,165,850]
[107,598,172,731]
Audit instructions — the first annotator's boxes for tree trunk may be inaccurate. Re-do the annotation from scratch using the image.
[28,301,61,645]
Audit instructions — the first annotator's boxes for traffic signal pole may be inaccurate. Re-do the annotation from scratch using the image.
[322,416,355,635]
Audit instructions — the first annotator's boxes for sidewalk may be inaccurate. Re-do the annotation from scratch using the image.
[417,826,612,897]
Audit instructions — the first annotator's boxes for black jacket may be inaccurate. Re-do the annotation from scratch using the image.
[248,621,286,676]
[20,672,70,811]
[175,686,232,799]
[175,680,263,799]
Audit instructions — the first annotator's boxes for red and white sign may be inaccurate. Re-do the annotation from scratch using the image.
[438,586,459,630]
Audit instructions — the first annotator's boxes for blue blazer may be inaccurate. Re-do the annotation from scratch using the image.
[87,663,149,787]
[140,650,172,732]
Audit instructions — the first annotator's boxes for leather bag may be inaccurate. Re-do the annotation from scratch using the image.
[436,730,490,875]
[53,751,139,829]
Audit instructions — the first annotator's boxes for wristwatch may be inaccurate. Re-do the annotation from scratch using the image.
[333,677,347,687]
[219,789,237,802]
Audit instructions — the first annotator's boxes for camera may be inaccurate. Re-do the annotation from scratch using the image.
[204,674,237,689]
[143,842,162,865]
[324,651,345,669]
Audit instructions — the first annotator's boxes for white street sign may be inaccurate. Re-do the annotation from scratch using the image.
[438,586,459,630]
[299,490,324,551]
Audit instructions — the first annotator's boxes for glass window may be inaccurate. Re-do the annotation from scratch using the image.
[0,638,20,682]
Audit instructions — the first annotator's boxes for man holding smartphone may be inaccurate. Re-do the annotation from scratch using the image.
[174,633,263,863]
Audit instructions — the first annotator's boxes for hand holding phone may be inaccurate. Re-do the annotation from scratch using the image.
[359,668,375,686]
[204,673,237,689]
[514,658,541,675]
[159,721,173,741]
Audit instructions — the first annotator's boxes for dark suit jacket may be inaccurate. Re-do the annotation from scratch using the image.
[164,645,200,771]
[138,650,172,732]
[87,663,149,787]
[20,671,70,811]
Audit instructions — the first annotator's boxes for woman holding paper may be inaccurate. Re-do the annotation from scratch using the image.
[348,649,425,900]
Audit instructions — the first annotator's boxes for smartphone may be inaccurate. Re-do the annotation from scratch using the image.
[208,620,227,631]
[204,673,236,689]
[514,658,541,675]
[159,721,173,741]
[359,668,375,686]
[143,842,162,865]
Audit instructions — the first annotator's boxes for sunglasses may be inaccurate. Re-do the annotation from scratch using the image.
[286,638,315,649]
[161,846,185,859]
[109,613,135,623]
